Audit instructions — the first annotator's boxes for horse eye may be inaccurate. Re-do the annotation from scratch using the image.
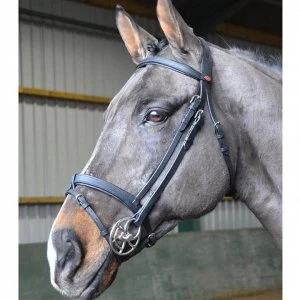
[145,110,168,124]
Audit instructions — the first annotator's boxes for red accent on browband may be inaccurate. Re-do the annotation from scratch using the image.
[204,75,212,82]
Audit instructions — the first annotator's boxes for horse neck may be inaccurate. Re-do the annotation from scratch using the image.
[209,45,282,246]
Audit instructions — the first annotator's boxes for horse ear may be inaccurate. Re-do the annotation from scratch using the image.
[156,0,199,54]
[116,5,158,64]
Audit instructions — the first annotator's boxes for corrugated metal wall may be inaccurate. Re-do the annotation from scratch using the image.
[19,0,266,244]
[200,200,262,231]
[19,22,136,96]
[19,0,163,96]
[19,95,106,196]
[19,204,62,244]
[20,10,129,95]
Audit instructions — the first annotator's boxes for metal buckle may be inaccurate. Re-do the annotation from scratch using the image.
[190,95,200,104]
[194,109,203,123]
[75,193,83,201]
[189,95,201,111]
[183,109,204,150]
[146,233,157,248]
[109,217,141,256]
[75,193,90,209]
[214,121,221,128]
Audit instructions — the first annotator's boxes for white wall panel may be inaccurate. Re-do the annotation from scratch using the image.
[19,204,62,244]
[19,95,106,197]
[32,22,45,88]
[19,19,135,97]
[63,29,76,92]
[20,21,33,87]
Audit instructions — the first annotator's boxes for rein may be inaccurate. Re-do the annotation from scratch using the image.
[65,38,234,261]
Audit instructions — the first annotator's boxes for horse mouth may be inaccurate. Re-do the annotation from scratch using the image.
[79,251,118,300]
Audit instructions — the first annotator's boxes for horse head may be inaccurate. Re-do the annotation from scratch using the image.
[47,0,240,298]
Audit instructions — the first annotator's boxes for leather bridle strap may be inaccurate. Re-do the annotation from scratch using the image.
[199,38,235,191]
[133,42,214,203]
[66,91,206,235]
[66,188,110,239]
[133,101,205,226]
[70,174,139,213]
[132,94,204,205]
[137,56,203,81]
[136,39,234,191]
[65,37,235,258]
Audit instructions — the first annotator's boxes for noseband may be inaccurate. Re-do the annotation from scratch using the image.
[66,38,234,261]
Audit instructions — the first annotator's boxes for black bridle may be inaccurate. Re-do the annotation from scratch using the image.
[66,38,234,261]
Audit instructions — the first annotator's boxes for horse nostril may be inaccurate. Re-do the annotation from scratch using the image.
[52,229,83,274]
[56,240,74,270]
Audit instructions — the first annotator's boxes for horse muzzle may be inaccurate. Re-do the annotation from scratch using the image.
[47,228,118,299]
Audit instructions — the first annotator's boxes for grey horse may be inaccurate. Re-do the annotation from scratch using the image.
[47,0,282,299]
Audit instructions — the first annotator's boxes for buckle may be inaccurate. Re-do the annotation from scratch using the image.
[189,95,201,110]
[190,95,200,104]
[109,217,141,256]
[194,109,203,123]
[75,193,90,209]
[183,109,205,150]
[146,233,157,248]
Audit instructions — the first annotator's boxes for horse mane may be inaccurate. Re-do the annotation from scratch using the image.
[206,41,281,81]
[151,37,282,81]
[228,47,282,79]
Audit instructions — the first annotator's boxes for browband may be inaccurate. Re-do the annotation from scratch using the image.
[137,56,204,81]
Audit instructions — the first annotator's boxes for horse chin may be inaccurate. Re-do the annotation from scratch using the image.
[79,259,118,300]
[78,252,119,300]
[52,251,119,300]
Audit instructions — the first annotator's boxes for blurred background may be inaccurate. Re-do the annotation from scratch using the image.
[19,0,282,299]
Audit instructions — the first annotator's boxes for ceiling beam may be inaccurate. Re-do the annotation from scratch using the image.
[19,87,111,105]
[217,23,281,48]
[79,0,281,47]
[83,0,155,18]
[19,196,235,204]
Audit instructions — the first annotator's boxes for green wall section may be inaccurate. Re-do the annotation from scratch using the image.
[19,229,282,300]
[179,219,200,232]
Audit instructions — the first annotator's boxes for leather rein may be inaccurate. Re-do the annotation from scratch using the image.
[65,38,234,262]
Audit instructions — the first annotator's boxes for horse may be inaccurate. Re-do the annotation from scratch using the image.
[47,0,282,299]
